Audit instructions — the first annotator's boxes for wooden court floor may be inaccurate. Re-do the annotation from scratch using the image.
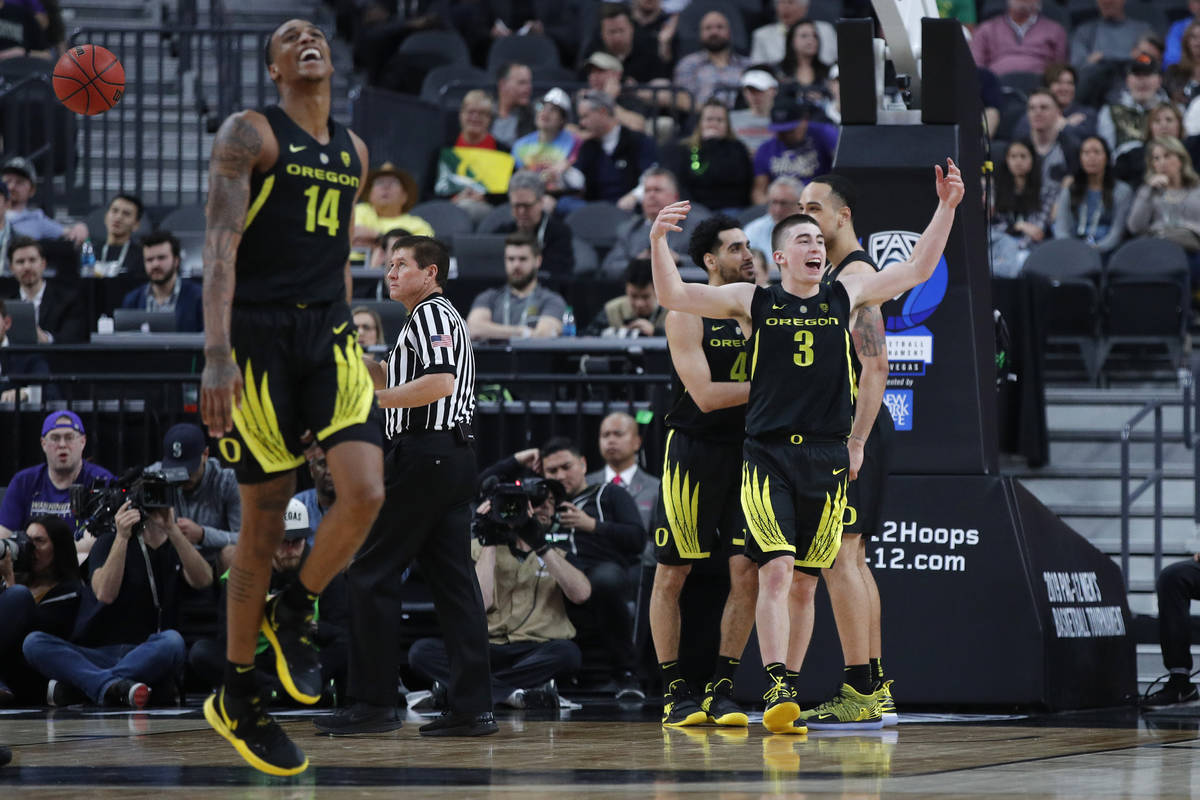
[2,703,1200,798]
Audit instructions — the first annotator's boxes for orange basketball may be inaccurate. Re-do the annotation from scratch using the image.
[53,44,125,116]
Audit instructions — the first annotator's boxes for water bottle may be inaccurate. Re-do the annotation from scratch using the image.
[96,314,114,335]
[79,240,96,276]
[561,305,576,337]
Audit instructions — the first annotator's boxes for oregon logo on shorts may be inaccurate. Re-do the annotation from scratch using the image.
[218,437,242,463]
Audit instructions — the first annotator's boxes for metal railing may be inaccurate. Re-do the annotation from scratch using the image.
[0,70,75,214]
[1119,400,1165,591]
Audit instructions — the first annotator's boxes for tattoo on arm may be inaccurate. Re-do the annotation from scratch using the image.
[851,305,886,359]
[203,114,262,351]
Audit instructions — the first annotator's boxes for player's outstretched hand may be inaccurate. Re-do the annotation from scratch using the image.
[651,200,691,242]
[201,351,244,437]
[935,158,964,209]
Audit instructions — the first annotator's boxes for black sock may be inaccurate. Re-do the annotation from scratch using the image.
[785,669,800,685]
[712,656,740,687]
[225,661,257,698]
[764,662,788,686]
[844,664,873,694]
[1168,670,1192,688]
[282,579,318,613]
[660,661,684,693]
[870,657,884,682]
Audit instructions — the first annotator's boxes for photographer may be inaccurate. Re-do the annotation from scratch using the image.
[22,498,212,707]
[409,478,589,710]
[0,516,82,705]
[151,423,241,569]
[481,437,647,699]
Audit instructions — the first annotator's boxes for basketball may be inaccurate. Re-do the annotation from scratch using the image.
[53,44,125,116]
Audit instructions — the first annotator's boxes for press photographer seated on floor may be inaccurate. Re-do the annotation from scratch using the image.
[21,471,213,708]
[408,476,589,711]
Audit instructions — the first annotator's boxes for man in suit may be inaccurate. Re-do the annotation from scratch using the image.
[119,230,203,332]
[0,298,53,403]
[600,167,693,279]
[587,411,660,531]
[7,236,85,344]
[574,90,658,207]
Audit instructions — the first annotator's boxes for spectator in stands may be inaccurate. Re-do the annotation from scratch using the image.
[751,93,837,205]
[1025,88,1081,185]
[744,175,803,256]
[453,0,577,69]
[970,0,1068,77]
[1053,135,1132,256]
[351,163,434,253]
[1077,31,1164,108]
[1165,0,1200,68]
[673,11,750,109]
[1,158,87,244]
[493,171,575,277]
[23,497,212,708]
[0,515,81,705]
[294,444,334,546]
[0,298,52,405]
[0,0,48,59]
[1013,64,1098,141]
[585,3,669,83]
[585,258,667,338]
[456,90,501,150]
[629,0,676,68]
[1069,0,1153,73]
[601,167,692,277]
[409,477,588,711]
[188,497,349,702]
[92,194,144,277]
[731,68,779,155]
[750,0,836,69]
[352,306,386,349]
[151,423,241,571]
[989,139,1053,277]
[492,62,535,150]
[512,89,583,193]
[1166,22,1200,107]
[0,411,114,546]
[368,227,411,272]
[1098,55,1170,162]
[467,233,566,340]
[7,237,85,343]
[587,411,660,530]
[118,231,202,332]
[1146,550,1200,707]
[750,247,775,285]
[1115,102,1186,188]
[1127,136,1200,277]
[664,100,753,212]
[574,90,658,205]
[778,20,832,109]
[582,52,650,134]
[350,0,445,90]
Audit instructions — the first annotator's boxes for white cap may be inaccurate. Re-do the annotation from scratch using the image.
[283,497,310,536]
[740,70,779,92]
[540,87,572,116]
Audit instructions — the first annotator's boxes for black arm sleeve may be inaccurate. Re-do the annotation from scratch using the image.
[593,485,646,558]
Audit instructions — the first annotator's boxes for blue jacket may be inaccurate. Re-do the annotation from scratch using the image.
[120,279,203,332]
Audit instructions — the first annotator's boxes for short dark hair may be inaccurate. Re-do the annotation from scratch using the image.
[808,174,857,218]
[541,436,582,460]
[263,30,274,67]
[771,213,821,253]
[142,229,181,258]
[601,2,632,23]
[497,61,529,82]
[382,227,411,242]
[109,193,144,220]
[27,514,80,584]
[688,214,742,269]
[7,235,42,262]
[393,235,451,287]
[504,231,541,258]
[624,258,652,288]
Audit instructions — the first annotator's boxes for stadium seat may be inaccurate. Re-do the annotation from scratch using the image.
[410,200,475,239]
[158,204,206,235]
[1100,237,1190,372]
[353,299,408,344]
[572,236,599,277]
[4,301,36,345]
[1022,238,1103,382]
[451,234,508,279]
[475,203,514,234]
[675,0,750,57]
[1125,0,1168,34]
[486,33,562,75]
[85,205,154,246]
[805,0,842,24]
[420,64,490,105]
[998,71,1042,96]
[398,30,471,66]
[351,87,442,196]
[565,202,630,252]
[737,204,766,225]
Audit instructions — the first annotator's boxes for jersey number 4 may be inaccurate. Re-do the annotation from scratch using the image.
[729,352,748,382]
[303,186,341,236]
[793,331,814,367]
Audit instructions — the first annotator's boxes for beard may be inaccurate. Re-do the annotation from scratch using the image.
[149,267,177,287]
[508,271,536,291]
[701,36,729,53]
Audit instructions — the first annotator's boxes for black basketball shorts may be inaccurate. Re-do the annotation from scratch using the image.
[219,301,382,483]
[652,429,748,565]
[740,436,849,570]
[844,410,893,538]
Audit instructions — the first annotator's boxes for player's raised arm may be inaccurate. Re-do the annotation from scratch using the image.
[841,159,965,312]
[651,201,755,324]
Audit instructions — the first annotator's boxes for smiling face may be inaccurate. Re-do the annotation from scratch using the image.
[1048,69,1076,108]
[775,220,826,286]
[799,181,846,241]
[499,65,533,108]
[460,99,493,138]
[267,19,332,85]
[708,227,755,285]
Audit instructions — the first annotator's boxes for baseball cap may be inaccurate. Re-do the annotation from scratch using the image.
[539,87,572,117]
[2,156,38,184]
[283,497,310,540]
[42,410,84,437]
[768,95,816,132]
[1129,53,1159,76]
[585,52,623,73]
[740,69,778,92]
[161,422,207,474]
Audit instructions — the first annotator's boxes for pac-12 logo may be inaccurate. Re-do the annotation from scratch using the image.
[868,230,949,332]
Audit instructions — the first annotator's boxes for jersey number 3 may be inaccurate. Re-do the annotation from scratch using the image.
[793,331,814,367]
[303,186,341,236]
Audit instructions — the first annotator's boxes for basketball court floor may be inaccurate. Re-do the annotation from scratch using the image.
[2,701,1200,797]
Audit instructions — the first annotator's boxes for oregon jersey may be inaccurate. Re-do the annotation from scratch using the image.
[664,317,747,443]
[744,282,855,439]
[234,105,361,305]
[822,252,878,381]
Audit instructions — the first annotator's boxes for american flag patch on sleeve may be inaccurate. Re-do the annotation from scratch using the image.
[430,333,453,348]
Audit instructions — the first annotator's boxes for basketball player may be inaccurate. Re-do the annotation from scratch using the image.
[649,159,963,734]
[651,215,758,728]
[199,19,384,775]
[779,173,897,728]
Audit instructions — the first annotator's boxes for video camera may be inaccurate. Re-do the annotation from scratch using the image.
[0,532,32,574]
[474,475,566,546]
[69,465,189,536]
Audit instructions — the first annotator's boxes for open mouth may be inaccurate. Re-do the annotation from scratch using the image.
[804,257,823,269]
[300,47,323,63]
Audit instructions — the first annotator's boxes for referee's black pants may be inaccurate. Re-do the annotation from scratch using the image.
[346,431,493,714]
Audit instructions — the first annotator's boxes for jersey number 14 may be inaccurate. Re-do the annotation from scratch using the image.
[303,186,341,236]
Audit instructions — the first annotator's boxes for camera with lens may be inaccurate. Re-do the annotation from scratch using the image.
[0,532,33,574]
[69,465,189,536]
[474,475,566,546]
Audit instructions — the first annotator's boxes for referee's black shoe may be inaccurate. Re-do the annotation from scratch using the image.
[418,711,499,737]
[313,702,404,735]
[204,687,308,777]
[260,593,322,705]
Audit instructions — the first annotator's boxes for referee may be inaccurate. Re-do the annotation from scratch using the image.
[315,235,497,738]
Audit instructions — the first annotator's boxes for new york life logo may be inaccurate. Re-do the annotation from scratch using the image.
[867,231,949,432]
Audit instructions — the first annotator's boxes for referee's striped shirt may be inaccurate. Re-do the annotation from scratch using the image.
[384,293,476,438]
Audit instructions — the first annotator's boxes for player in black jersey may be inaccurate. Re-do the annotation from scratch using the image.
[649,159,964,735]
[651,215,757,728]
[199,19,384,776]
[787,174,897,729]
